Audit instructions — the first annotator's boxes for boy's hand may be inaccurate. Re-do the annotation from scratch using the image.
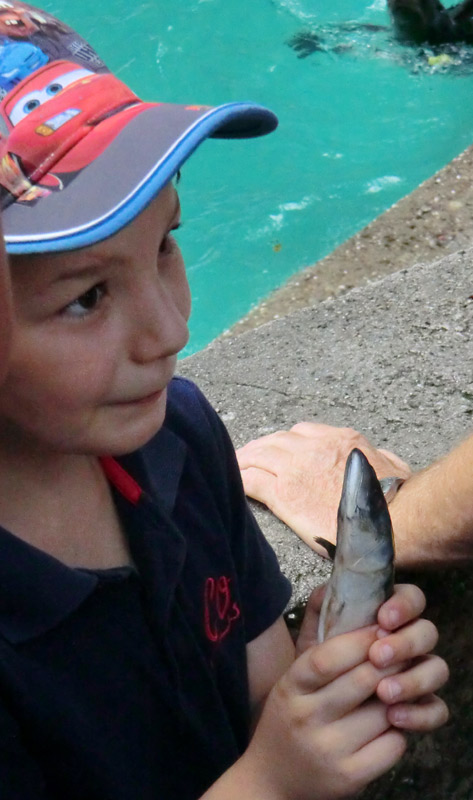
[244,624,408,800]
[370,584,449,731]
[236,422,411,555]
[242,583,448,799]
[297,583,448,732]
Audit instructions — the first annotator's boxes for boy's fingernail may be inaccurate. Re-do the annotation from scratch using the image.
[390,707,407,724]
[376,627,389,639]
[386,609,400,628]
[377,643,394,665]
[385,679,402,701]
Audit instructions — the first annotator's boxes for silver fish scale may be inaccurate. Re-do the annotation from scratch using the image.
[318,448,395,642]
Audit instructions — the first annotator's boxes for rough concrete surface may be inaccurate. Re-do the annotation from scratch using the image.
[180,245,473,798]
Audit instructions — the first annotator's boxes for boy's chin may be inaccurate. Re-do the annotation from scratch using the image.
[96,417,167,457]
[96,390,169,455]
[79,404,168,457]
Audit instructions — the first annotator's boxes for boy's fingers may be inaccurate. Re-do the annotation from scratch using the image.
[284,633,409,725]
[377,583,426,631]
[295,584,327,656]
[304,658,409,724]
[377,654,449,705]
[370,618,438,668]
[328,699,392,754]
[387,693,449,731]
[345,729,407,790]
[285,627,378,695]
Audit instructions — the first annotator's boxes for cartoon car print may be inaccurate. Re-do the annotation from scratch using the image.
[0,39,49,93]
[0,3,41,38]
[0,59,147,202]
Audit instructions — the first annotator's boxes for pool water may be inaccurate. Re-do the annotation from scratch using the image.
[47,0,473,354]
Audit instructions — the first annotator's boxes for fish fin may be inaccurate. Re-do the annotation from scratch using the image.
[314,536,337,561]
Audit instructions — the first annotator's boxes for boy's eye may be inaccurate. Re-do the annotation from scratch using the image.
[159,223,181,255]
[63,283,106,317]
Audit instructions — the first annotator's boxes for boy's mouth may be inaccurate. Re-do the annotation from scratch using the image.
[114,388,165,406]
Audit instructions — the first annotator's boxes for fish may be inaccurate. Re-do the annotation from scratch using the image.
[316,448,395,642]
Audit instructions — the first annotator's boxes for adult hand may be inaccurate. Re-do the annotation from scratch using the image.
[236,422,411,556]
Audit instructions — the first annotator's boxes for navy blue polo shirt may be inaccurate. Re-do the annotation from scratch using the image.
[0,377,291,799]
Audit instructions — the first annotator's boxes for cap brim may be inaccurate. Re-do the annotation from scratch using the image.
[4,101,277,254]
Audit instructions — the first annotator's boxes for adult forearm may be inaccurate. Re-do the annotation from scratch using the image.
[390,435,473,568]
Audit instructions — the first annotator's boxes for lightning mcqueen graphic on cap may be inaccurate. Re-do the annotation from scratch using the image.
[0,59,152,203]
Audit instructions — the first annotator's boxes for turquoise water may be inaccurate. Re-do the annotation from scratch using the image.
[46,0,473,354]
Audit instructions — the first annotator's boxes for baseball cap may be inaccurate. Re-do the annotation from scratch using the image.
[0,2,278,254]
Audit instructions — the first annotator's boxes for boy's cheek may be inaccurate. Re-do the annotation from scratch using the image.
[0,265,12,382]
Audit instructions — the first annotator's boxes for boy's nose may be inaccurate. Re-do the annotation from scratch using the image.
[129,283,189,364]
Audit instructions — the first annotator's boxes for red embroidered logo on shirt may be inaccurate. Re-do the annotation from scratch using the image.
[204,577,241,643]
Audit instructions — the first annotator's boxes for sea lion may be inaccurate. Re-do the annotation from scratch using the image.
[388,0,473,44]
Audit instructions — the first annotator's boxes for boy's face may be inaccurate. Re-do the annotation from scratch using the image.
[0,183,191,456]
[0,219,12,383]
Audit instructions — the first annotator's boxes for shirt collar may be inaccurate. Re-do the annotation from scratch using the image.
[117,426,187,516]
[0,428,187,645]
[0,525,98,644]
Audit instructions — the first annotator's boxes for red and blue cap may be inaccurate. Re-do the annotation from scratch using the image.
[0,2,278,254]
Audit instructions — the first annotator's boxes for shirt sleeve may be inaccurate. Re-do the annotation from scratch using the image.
[178,378,293,643]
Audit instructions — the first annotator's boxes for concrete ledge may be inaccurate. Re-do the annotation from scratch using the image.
[180,246,473,604]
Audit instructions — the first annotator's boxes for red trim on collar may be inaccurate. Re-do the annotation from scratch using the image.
[100,456,143,505]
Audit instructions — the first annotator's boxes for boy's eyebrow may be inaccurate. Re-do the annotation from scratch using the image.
[47,258,128,286]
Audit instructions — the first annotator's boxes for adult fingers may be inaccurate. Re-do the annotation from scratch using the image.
[290,424,411,478]
[387,693,450,732]
[237,438,296,472]
[377,448,412,476]
[239,465,278,507]
[377,654,449,705]
[289,422,367,445]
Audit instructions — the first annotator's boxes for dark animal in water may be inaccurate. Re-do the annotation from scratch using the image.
[288,23,388,59]
[288,2,473,62]
[388,0,473,44]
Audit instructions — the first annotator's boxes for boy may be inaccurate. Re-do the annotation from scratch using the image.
[0,4,448,799]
